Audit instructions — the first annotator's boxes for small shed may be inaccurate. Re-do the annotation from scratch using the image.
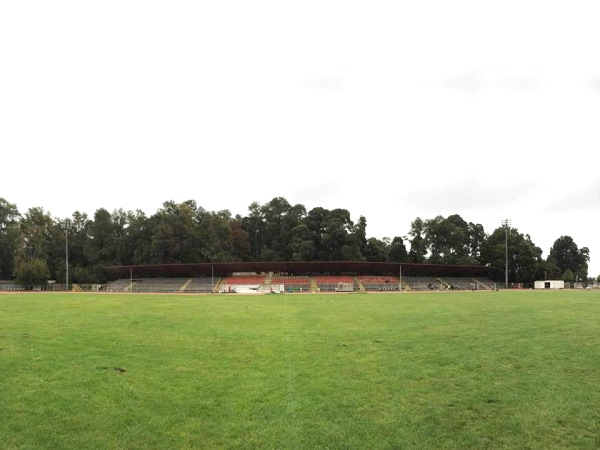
[534,280,565,289]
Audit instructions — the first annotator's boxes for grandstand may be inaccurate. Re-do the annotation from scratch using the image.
[401,276,447,291]
[102,261,492,294]
[314,275,356,292]
[220,275,266,293]
[358,275,400,291]
[473,277,496,289]
[271,276,311,292]
[106,279,134,292]
[184,277,218,293]
[438,277,487,290]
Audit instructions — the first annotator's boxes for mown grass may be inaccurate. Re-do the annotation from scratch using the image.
[1,290,599,449]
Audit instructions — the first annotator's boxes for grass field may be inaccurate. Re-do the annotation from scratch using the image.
[1,290,599,449]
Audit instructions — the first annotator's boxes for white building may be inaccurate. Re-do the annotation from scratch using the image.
[534,280,565,289]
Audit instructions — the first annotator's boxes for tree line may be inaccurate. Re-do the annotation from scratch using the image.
[0,196,592,285]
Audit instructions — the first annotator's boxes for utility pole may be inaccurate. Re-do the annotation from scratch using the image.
[399,264,402,292]
[255,229,259,260]
[501,219,511,289]
[65,224,69,292]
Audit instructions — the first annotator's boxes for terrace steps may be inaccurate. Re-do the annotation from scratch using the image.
[180,279,193,291]
[436,278,450,289]
[354,276,366,292]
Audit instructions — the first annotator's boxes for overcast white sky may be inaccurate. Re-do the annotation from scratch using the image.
[1,1,599,276]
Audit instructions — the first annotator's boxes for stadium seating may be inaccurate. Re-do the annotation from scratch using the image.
[107,279,135,292]
[401,276,446,291]
[184,277,219,292]
[439,277,477,290]
[358,275,400,291]
[104,274,497,294]
[221,275,266,293]
[271,276,311,292]
[131,278,187,293]
[222,275,266,285]
[314,276,356,292]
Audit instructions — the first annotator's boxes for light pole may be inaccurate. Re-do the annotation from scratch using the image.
[65,223,69,292]
[501,219,511,289]
[255,229,259,260]
[399,264,402,292]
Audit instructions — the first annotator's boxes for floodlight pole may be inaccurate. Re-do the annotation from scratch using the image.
[255,229,259,260]
[399,264,402,292]
[65,225,69,292]
[501,219,511,289]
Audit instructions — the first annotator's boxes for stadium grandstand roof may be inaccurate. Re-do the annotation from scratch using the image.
[104,261,489,279]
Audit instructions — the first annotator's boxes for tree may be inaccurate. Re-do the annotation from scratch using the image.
[537,259,561,280]
[512,233,543,282]
[387,236,408,263]
[252,197,308,261]
[279,203,307,260]
[304,207,330,260]
[480,226,542,283]
[14,257,50,287]
[45,219,69,283]
[259,197,293,260]
[17,207,54,261]
[230,216,251,261]
[83,208,123,281]
[149,201,203,263]
[547,236,589,280]
[468,222,487,263]
[355,216,368,257]
[1,196,595,285]
[0,198,21,280]
[363,237,388,262]
[287,224,315,261]
[241,201,266,260]
[197,211,234,262]
[319,209,362,261]
[424,215,446,264]
[562,268,575,283]
[121,210,152,265]
[424,214,477,264]
[408,217,427,263]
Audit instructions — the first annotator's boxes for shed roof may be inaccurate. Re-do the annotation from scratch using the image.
[104,261,489,278]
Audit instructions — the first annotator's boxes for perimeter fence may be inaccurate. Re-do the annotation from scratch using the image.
[1,282,599,292]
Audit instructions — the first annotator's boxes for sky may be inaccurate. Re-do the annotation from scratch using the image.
[1,1,599,276]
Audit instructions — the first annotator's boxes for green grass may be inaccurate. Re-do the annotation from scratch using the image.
[1,290,599,449]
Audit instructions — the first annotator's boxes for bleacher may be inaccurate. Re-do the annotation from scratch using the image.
[401,276,446,291]
[106,279,134,292]
[314,275,356,292]
[271,276,311,292]
[184,277,218,293]
[131,278,187,293]
[103,274,497,294]
[358,275,400,291]
[221,275,266,293]
[439,277,481,290]
[473,278,496,289]
[0,283,26,291]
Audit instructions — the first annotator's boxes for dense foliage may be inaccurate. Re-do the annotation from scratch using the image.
[0,196,591,283]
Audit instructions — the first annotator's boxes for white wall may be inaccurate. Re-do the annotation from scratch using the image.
[534,280,565,289]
